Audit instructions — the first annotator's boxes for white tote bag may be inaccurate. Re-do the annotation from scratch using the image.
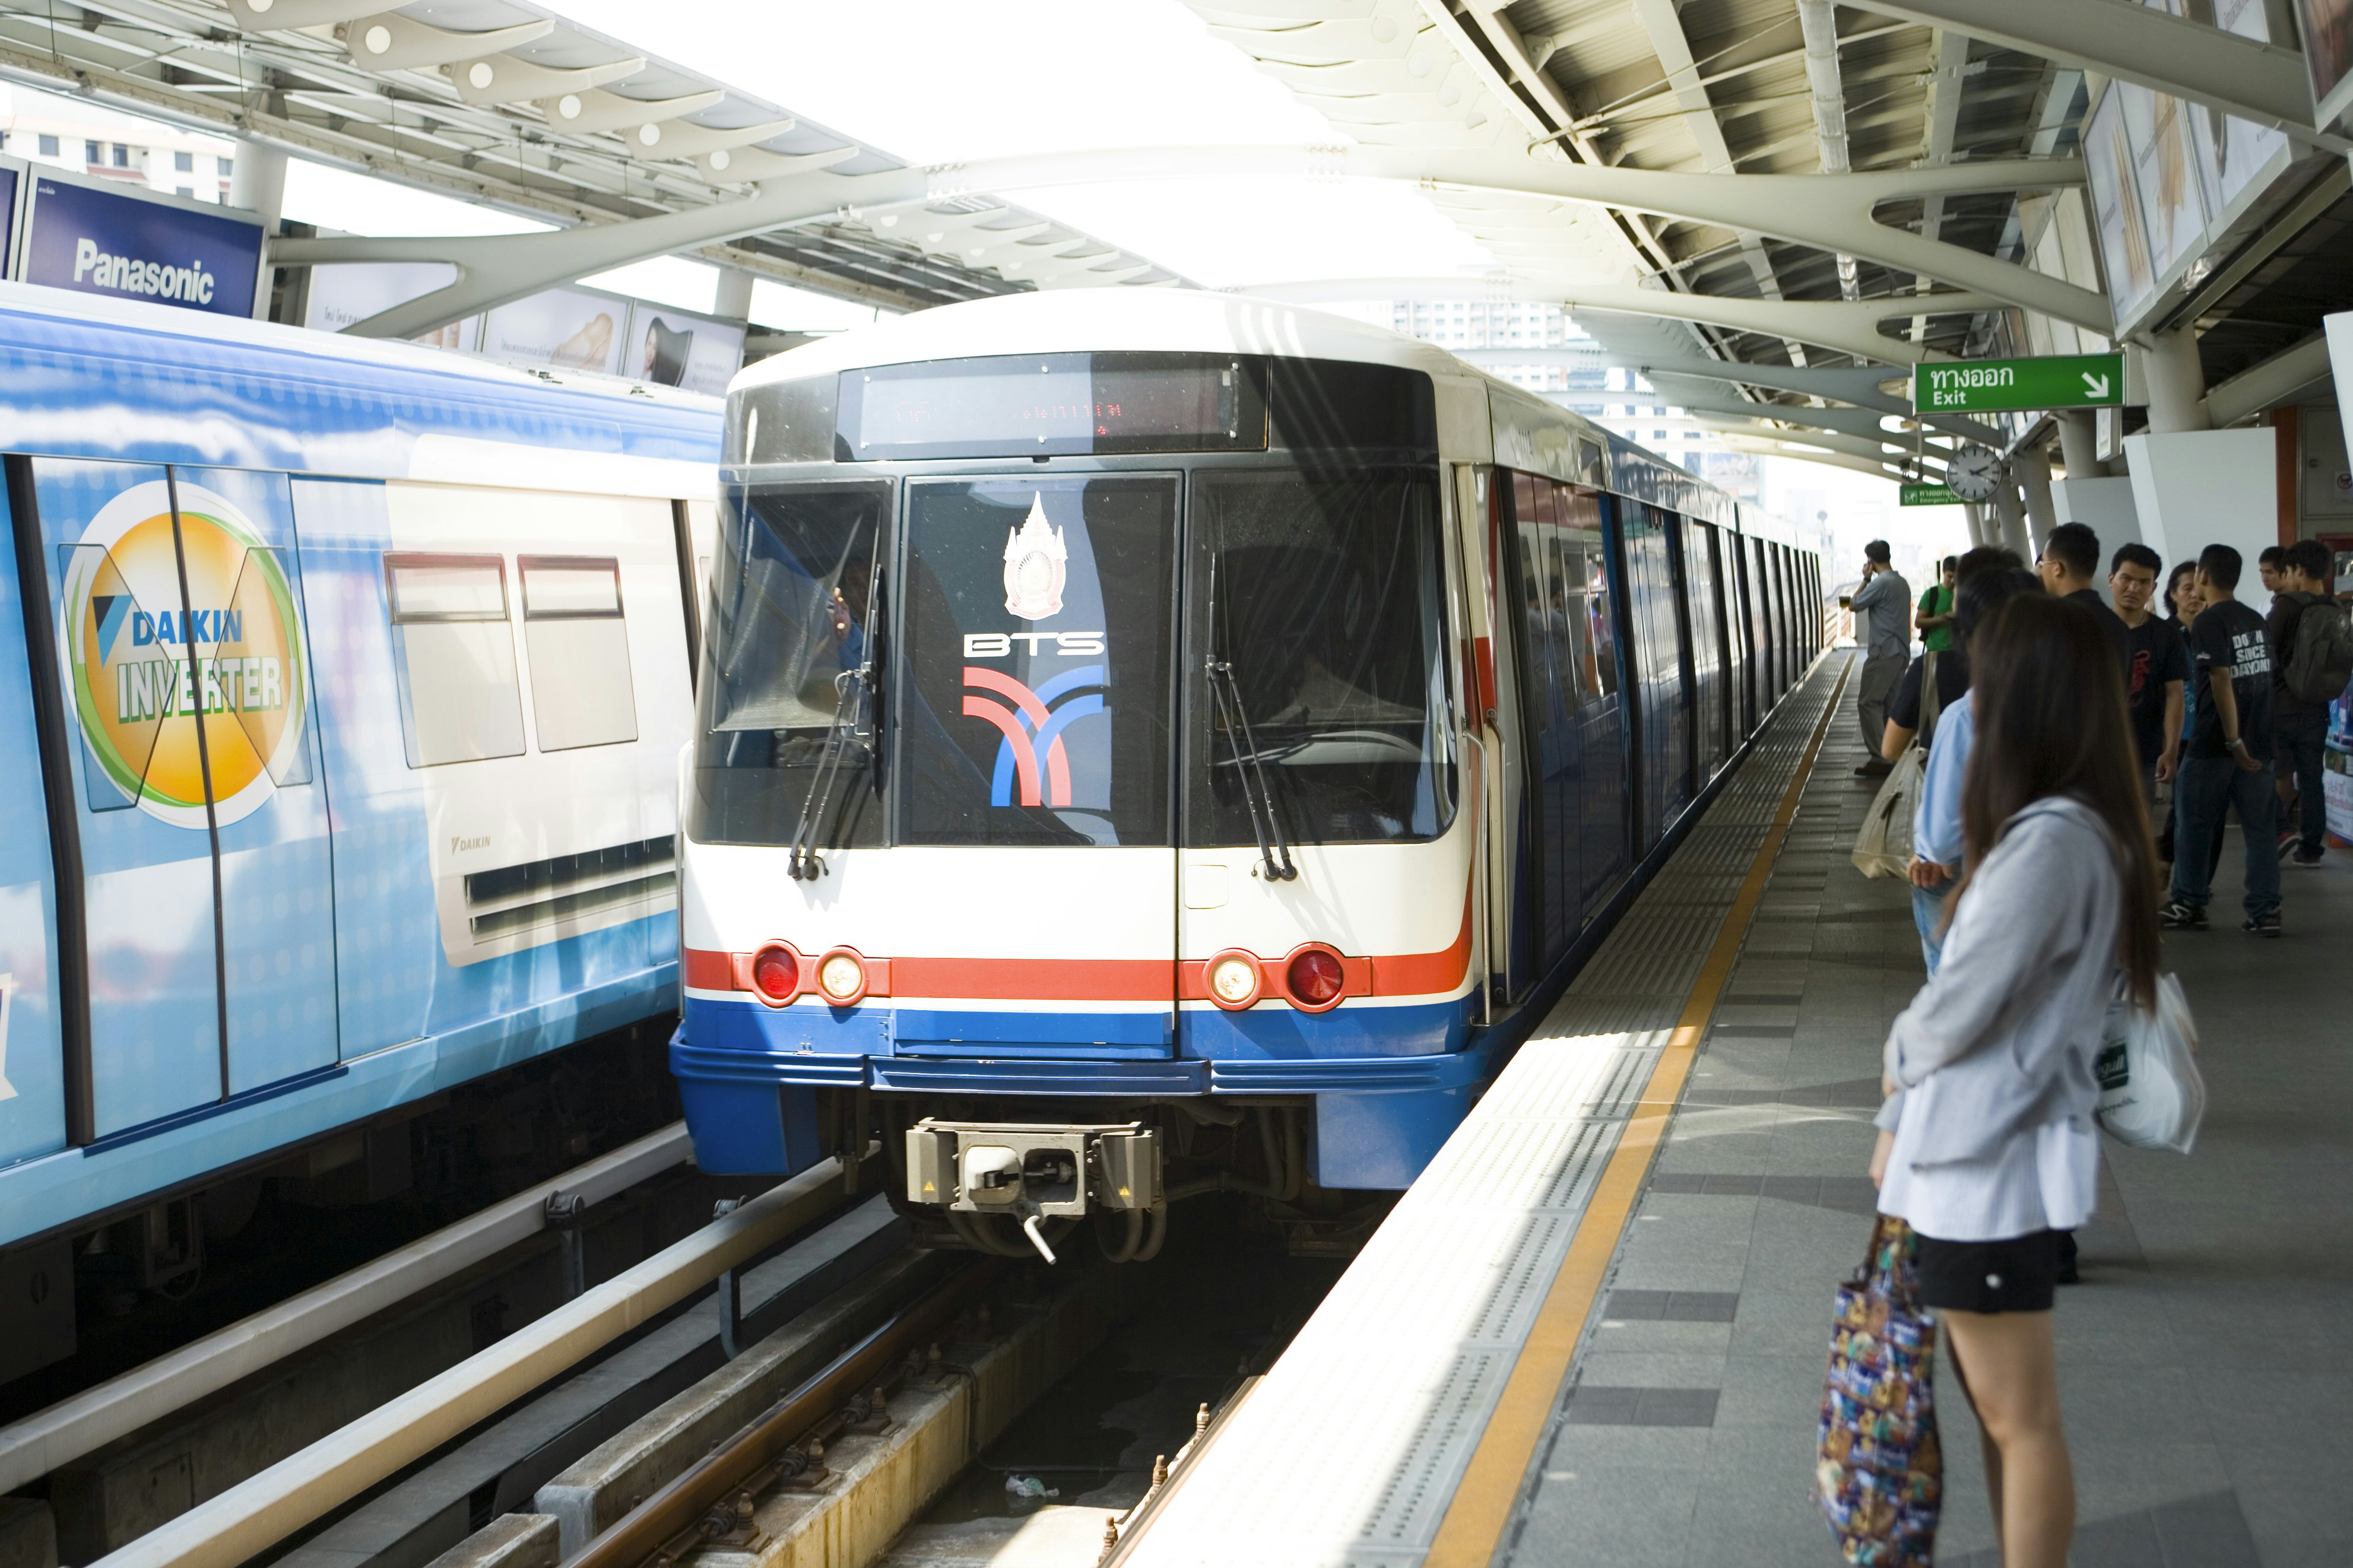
[1850,654,1939,880]
[2094,973,2205,1154]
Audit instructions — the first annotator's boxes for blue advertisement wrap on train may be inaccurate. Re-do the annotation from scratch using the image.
[17,174,265,319]
[0,279,723,1251]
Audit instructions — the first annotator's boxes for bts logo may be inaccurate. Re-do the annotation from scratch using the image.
[962,666,1106,808]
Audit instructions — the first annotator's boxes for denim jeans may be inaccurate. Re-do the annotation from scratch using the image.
[1912,877,1954,975]
[2168,754,2281,918]
[2273,709,2328,857]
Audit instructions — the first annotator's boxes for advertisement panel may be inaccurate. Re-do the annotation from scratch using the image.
[481,286,629,376]
[0,155,20,278]
[623,299,744,395]
[304,261,478,349]
[16,171,264,318]
[2295,0,2353,131]
[2083,91,2154,324]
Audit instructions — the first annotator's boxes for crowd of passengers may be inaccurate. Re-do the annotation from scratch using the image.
[1830,530,2345,1567]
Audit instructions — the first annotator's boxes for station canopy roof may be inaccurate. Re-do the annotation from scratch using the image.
[0,0,1188,309]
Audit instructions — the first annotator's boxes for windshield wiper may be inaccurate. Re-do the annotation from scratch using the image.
[787,566,883,881]
[1204,553,1297,882]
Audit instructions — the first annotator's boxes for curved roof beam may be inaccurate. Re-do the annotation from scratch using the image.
[1244,276,1993,365]
[928,145,2109,332]
[1841,0,2345,146]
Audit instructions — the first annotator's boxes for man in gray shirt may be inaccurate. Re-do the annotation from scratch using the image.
[1845,539,1911,775]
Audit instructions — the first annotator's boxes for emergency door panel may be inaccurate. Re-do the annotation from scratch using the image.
[895,476,1178,1053]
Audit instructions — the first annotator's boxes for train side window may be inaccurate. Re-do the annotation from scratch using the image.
[1546,534,1588,713]
[383,554,527,767]
[518,556,638,752]
[1583,547,1620,697]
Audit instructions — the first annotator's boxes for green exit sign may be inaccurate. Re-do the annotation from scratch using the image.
[1901,484,1962,507]
[1913,353,2124,413]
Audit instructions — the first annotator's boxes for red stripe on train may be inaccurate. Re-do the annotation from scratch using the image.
[683,886,1474,1005]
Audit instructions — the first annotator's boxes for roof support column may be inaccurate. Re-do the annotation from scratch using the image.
[1993,480,2033,558]
[2140,328,2212,434]
[229,139,287,227]
[713,266,755,325]
[2017,446,2059,552]
[2056,409,2101,478]
[1962,503,1992,548]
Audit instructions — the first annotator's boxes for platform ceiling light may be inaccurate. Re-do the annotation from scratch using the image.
[446,50,645,108]
[341,12,553,72]
[228,0,385,31]
[535,87,724,138]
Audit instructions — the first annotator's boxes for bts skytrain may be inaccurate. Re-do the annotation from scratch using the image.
[0,281,722,1271]
[674,291,1823,1261]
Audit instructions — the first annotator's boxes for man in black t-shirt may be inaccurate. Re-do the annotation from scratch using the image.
[2036,521,2133,673]
[2110,544,2186,796]
[2162,544,2281,935]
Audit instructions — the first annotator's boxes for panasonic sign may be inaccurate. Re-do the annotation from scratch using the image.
[17,176,264,319]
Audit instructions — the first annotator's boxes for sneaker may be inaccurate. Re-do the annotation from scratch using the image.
[2243,910,2282,937]
[2277,830,2297,861]
[1853,760,1892,777]
[2291,849,2324,869]
[2159,901,2208,931]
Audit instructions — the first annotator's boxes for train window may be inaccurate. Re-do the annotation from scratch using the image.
[687,482,889,848]
[1583,547,1619,697]
[383,554,527,767]
[1185,468,1453,848]
[899,476,1175,846]
[518,556,637,752]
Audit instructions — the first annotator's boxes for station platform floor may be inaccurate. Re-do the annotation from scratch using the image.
[1121,650,2350,1568]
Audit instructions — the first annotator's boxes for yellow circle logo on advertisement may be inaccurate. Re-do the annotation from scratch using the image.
[61,481,309,829]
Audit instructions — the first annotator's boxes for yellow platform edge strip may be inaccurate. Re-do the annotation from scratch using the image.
[1425,658,1854,1568]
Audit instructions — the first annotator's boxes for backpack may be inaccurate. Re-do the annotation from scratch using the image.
[2282,595,2353,705]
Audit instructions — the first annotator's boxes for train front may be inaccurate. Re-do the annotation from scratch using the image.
[673,310,1482,1259]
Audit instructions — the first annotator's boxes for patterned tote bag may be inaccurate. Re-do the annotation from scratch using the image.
[1815,1215,1942,1566]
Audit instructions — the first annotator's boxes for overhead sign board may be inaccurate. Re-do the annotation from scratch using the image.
[1912,353,2124,414]
[1899,483,1963,507]
[16,172,265,319]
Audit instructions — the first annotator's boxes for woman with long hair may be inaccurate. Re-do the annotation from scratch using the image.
[1870,593,2163,1568]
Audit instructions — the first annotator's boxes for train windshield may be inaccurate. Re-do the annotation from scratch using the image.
[1185,469,1454,847]
[896,476,1177,846]
[686,482,889,846]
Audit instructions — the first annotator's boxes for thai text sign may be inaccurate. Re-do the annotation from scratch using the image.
[1912,353,2124,414]
[1899,484,1962,507]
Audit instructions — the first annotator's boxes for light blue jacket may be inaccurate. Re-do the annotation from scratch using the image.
[1876,796,2121,1166]
[1913,690,1971,868]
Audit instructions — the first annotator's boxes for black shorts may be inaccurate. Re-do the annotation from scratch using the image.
[1913,1229,2062,1314]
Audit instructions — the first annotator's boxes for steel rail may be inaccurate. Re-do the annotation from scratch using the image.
[83,1154,861,1568]
[566,1259,1005,1568]
[0,1122,693,1494]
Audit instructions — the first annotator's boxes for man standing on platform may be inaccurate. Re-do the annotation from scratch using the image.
[2111,544,2187,801]
[2162,544,2281,936]
[2037,522,2133,671]
[1846,540,1910,776]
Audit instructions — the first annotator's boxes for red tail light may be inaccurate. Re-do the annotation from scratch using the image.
[751,945,798,1000]
[1286,948,1345,1008]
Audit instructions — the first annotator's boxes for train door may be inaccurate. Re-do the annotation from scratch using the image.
[174,467,339,1094]
[1503,473,1579,973]
[0,461,69,1161]
[1684,522,1728,785]
[1558,491,1627,911]
[1748,537,1778,708]
[897,475,1179,1056]
[8,458,302,1139]
[1657,509,1697,813]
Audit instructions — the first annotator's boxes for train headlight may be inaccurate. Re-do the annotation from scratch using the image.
[817,950,868,1005]
[1285,947,1347,1011]
[750,944,799,1002]
[1206,950,1261,1010]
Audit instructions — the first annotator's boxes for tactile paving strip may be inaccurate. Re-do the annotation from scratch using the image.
[1121,661,1845,1568]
